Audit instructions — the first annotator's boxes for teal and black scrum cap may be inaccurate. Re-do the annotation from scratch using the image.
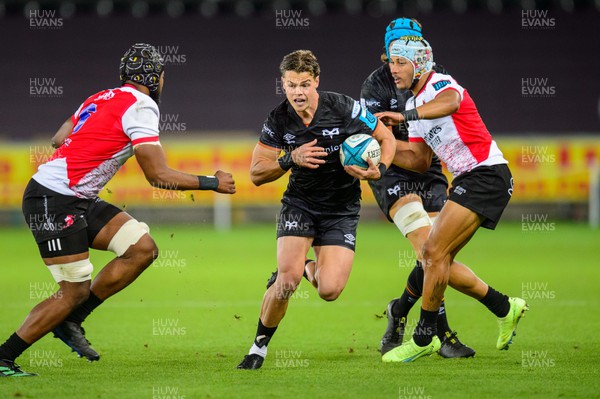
[384,18,423,59]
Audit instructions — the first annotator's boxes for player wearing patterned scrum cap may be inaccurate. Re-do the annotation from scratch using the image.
[362,18,476,359]
[376,34,528,363]
[364,18,523,360]
[0,43,235,377]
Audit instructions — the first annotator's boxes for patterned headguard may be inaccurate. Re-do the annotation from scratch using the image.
[384,18,423,60]
[119,43,164,99]
[389,36,434,88]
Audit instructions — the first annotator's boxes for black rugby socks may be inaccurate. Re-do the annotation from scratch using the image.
[249,319,278,358]
[413,308,438,346]
[0,333,31,362]
[479,286,510,318]
[436,301,452,341]
[390,261,423,318]
[65,291,104,324]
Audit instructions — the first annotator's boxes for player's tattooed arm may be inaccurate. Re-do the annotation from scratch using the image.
[51,118,74,148]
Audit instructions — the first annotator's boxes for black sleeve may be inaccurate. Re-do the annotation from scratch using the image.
[361,72,411,140]
[360,75,390,115]
[344,97,378,136]
[258,114,283,150]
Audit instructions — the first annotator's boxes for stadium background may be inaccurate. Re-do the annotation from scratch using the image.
[0,0,599,228]
[0,2,599,398]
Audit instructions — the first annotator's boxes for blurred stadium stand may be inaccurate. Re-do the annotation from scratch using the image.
[0,0,598,226]
[0,0,598,136]
[2,0,600,16]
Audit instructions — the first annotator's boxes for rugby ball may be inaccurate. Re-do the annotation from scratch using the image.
[339,134,381,169]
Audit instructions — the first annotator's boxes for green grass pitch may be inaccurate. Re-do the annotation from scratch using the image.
[1,222,599,398]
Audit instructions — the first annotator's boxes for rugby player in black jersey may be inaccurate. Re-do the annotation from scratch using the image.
[237,50,395,370]
[362,18,516,359]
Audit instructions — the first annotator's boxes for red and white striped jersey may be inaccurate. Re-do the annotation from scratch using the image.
[407,72,507,177]
[33,84,160,198]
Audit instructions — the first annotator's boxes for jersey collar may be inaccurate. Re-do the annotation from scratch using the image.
[415,71,435,98]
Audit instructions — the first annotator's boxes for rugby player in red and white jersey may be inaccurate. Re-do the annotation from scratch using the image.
[0,43,235,377]
[376,36,528,362]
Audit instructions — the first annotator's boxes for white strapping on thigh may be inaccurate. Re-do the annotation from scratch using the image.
[107,219,150,256]
[393,201,432,237]
[47,259,93,283]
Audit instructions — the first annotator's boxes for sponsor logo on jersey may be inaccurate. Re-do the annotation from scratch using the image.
[344,234,356,245]
[283,133,296,144]
[432,80,451,91]
[94,91,115,101]
[324,144,340,154]
[322,128,340,139]
[262,123,275,137]
[363,98,381,109]
[390,98,398,109]
[424,125,442,147]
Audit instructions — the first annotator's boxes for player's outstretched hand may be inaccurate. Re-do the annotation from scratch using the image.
[375,111,403,127]
[292,139,328,169]
[214,170,236,194]
[344,158,381,181]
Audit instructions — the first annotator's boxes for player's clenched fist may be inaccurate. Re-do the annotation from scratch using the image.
[214,170,236,194]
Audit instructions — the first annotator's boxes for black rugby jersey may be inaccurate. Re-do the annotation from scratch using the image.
[360,64,446,178]
[259,91,378,214]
